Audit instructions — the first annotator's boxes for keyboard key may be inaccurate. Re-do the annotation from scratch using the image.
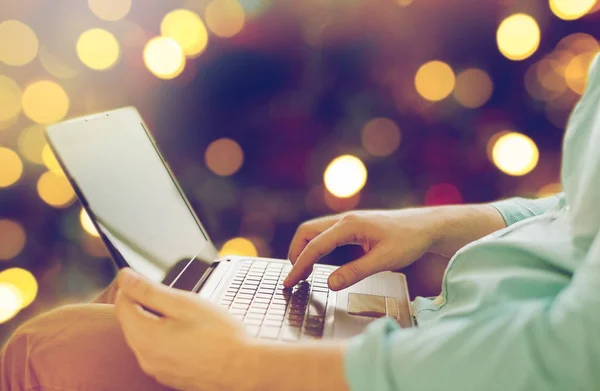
[255,293,272,299]
[281,326,301,341]
[245,325,260,337]
[248,307,267,314]
[245,312,265,319]
[263,319,282,327]
[253,298,271,304]
[266,308,286,316]
[286,318,303,327]
[243,317,262,326]
[250,302,269,309]
[259,326,280,340]
[236,293,254,300]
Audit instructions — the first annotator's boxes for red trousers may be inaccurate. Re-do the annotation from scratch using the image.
[0,282,172,391]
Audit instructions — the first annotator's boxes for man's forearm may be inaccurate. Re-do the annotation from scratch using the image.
[237,341,350,391]
[429,204,507,258]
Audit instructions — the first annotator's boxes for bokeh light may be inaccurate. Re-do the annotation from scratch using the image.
[424,183,463,206]
[39,46,80,79]
[143,37,186,80]
[0,268,38,308]
[496,14,540,61]
[80,208,100,237]
[205,138,244,176]
[0,147,23,188]
[0,284,20,324]
[0,220,26,261]
[76,28,120,71]
[415,61,456,102]
[0,75,22,123]
[550,0,596,20]
[88,0,132,21]
[42,145,64,174]
[22,80,70,124]
[37,171,76,208]
[491,132,539,176]
[324,190,361,212]
[565,51,598,95]
[161,9,209,58]
[453,68,494,108]
[361,117,402,157]
[537,182,562,197]
[205,0,246,38]
[536,57,568,95]
[396,0,414,6]
[219,237,258,257]
[18,124,46,164]
[324,155,368,198]
[0,20,39,66]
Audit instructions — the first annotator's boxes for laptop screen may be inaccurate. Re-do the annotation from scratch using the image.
[46,107,218,288]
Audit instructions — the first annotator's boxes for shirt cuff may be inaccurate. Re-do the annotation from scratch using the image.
[490,195,561,226]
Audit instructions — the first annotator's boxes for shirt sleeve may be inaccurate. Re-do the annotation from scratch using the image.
[490,193,563,226]
[344,230,600,391]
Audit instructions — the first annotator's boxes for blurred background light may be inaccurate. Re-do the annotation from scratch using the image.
[565,51,598,94]
[549,0,596,21]
[537,182,562,197]
[161,9,209,58]
[0,147,23,188]
[361,117,402,157]
[492,132,539,176]
[36,171,76,208]
[324,155,368,198]
[415,61,456,102]
[22,80,70,124]
[453,68,494,108]
[205,138,244,176]
[17,124,46,165]
[424,183,463,206]
[143,37,186,80]
[80,208,100,237]
[0,220,26,261]
[496,14,540,61]
[205,0,246,38]
[239,0,271,17]
[324,190,361,212]
[76,28,120,71]
[42,145,64,174]
[396,0,414,6]
[0,75,22,123]
[219,237,258,257]
[0,20,39,66]
[88,0,132,21]
[0,268,38,309]
[39,46,80,80]
[0,284,21,324]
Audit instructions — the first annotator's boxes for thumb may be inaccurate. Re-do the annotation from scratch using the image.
[327,248,384,291]
[117,268,192,319]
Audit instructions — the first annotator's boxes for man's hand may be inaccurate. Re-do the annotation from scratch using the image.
[284,205,507,290]
[115,268,254,391]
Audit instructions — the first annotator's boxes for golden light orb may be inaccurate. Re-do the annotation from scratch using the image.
[0,267,38,309]
[0,20,39,66]
[143,37,186,80]
[205,138,244,176]
[550,0,596,20]
[361,117,402,157]
[492,132,539,176]
[80,208,100,237]
[205,0,246,38]
[0,75,22,123]
[22,80,70,124]
[88,0,132,21]
[0,147,23,188]
[496,14,541,61]
[42,145,64,174]
[565,51,598,95]
[415,61,456,102]
[37,171,76,208]
[77,28,120,71]
[0,283,21,324]
[219,237,258,257]
[453,68,494,108]
[161,9,209,58]
[0,220,26,261]
[324,155,368,198]
[537,182,563,197]
[18,124,46,164]
[396,0,414,6]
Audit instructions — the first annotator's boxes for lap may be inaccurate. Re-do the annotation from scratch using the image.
[1,288,171,391]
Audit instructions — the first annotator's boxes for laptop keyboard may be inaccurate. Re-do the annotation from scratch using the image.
[218,260,333,341]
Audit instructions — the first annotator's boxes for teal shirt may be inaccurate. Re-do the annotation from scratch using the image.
[345,54,600,391]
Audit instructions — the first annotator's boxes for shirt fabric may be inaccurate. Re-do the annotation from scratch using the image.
[344,54,600,391]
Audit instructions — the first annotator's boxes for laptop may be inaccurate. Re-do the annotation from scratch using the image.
[45,106,414,341]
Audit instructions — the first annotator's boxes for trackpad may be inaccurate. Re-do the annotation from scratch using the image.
[347,293,399,320]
